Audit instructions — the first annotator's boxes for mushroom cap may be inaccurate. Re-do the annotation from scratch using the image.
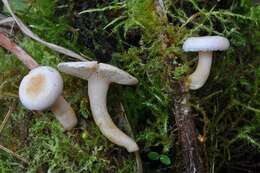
[183,36,230,52]
[98,63,138,85]
[57,61,98,80]
[58,62,138,85]
[19,66,63,111]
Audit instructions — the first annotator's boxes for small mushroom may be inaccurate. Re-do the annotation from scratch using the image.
[58,61,139,152]
[19,66,77,130]
[183,36,230,90]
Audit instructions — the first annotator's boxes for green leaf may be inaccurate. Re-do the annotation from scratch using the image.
[159,155,171,165]
[147,152,160,161]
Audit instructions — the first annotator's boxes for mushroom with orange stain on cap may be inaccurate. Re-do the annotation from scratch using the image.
[19,66,77,130]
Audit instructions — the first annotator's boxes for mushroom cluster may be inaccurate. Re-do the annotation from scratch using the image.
[58,61,139,152]
[17,35,229,153]
[183,36,230,90]
[19,66,77,130]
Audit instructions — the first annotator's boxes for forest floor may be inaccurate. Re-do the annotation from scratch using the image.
[0,0,259,173]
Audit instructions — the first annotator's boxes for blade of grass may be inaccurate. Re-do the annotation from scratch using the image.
[119,103,143,173]
[0,102,15,134]
[0,144,29,164]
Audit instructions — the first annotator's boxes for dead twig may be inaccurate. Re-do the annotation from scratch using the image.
[0,103,28,164]
[0,102,15,134]
[0,14,16,34]
[0,144,29,164]
[0,32,38,69]
[0,17,15,26]
[1,0,88,61]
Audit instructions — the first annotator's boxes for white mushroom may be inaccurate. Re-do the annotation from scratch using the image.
[19,66,77,130]
[58,61,139,152]
[183,36,230,90]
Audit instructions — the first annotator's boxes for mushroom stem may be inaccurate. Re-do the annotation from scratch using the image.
[189,51,213,90]
[88,74,139,152]
[51,96,77,130]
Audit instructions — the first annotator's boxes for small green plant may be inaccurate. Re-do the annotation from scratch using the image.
[148,151,171,165]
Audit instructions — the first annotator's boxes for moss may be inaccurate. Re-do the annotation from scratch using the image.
[125,0,163,40]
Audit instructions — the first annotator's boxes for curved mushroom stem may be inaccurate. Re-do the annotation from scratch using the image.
[51,96,78,130]
[188,51,213,90]
[88,74,139,152]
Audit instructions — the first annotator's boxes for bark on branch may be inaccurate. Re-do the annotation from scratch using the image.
[174,82,205,173]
